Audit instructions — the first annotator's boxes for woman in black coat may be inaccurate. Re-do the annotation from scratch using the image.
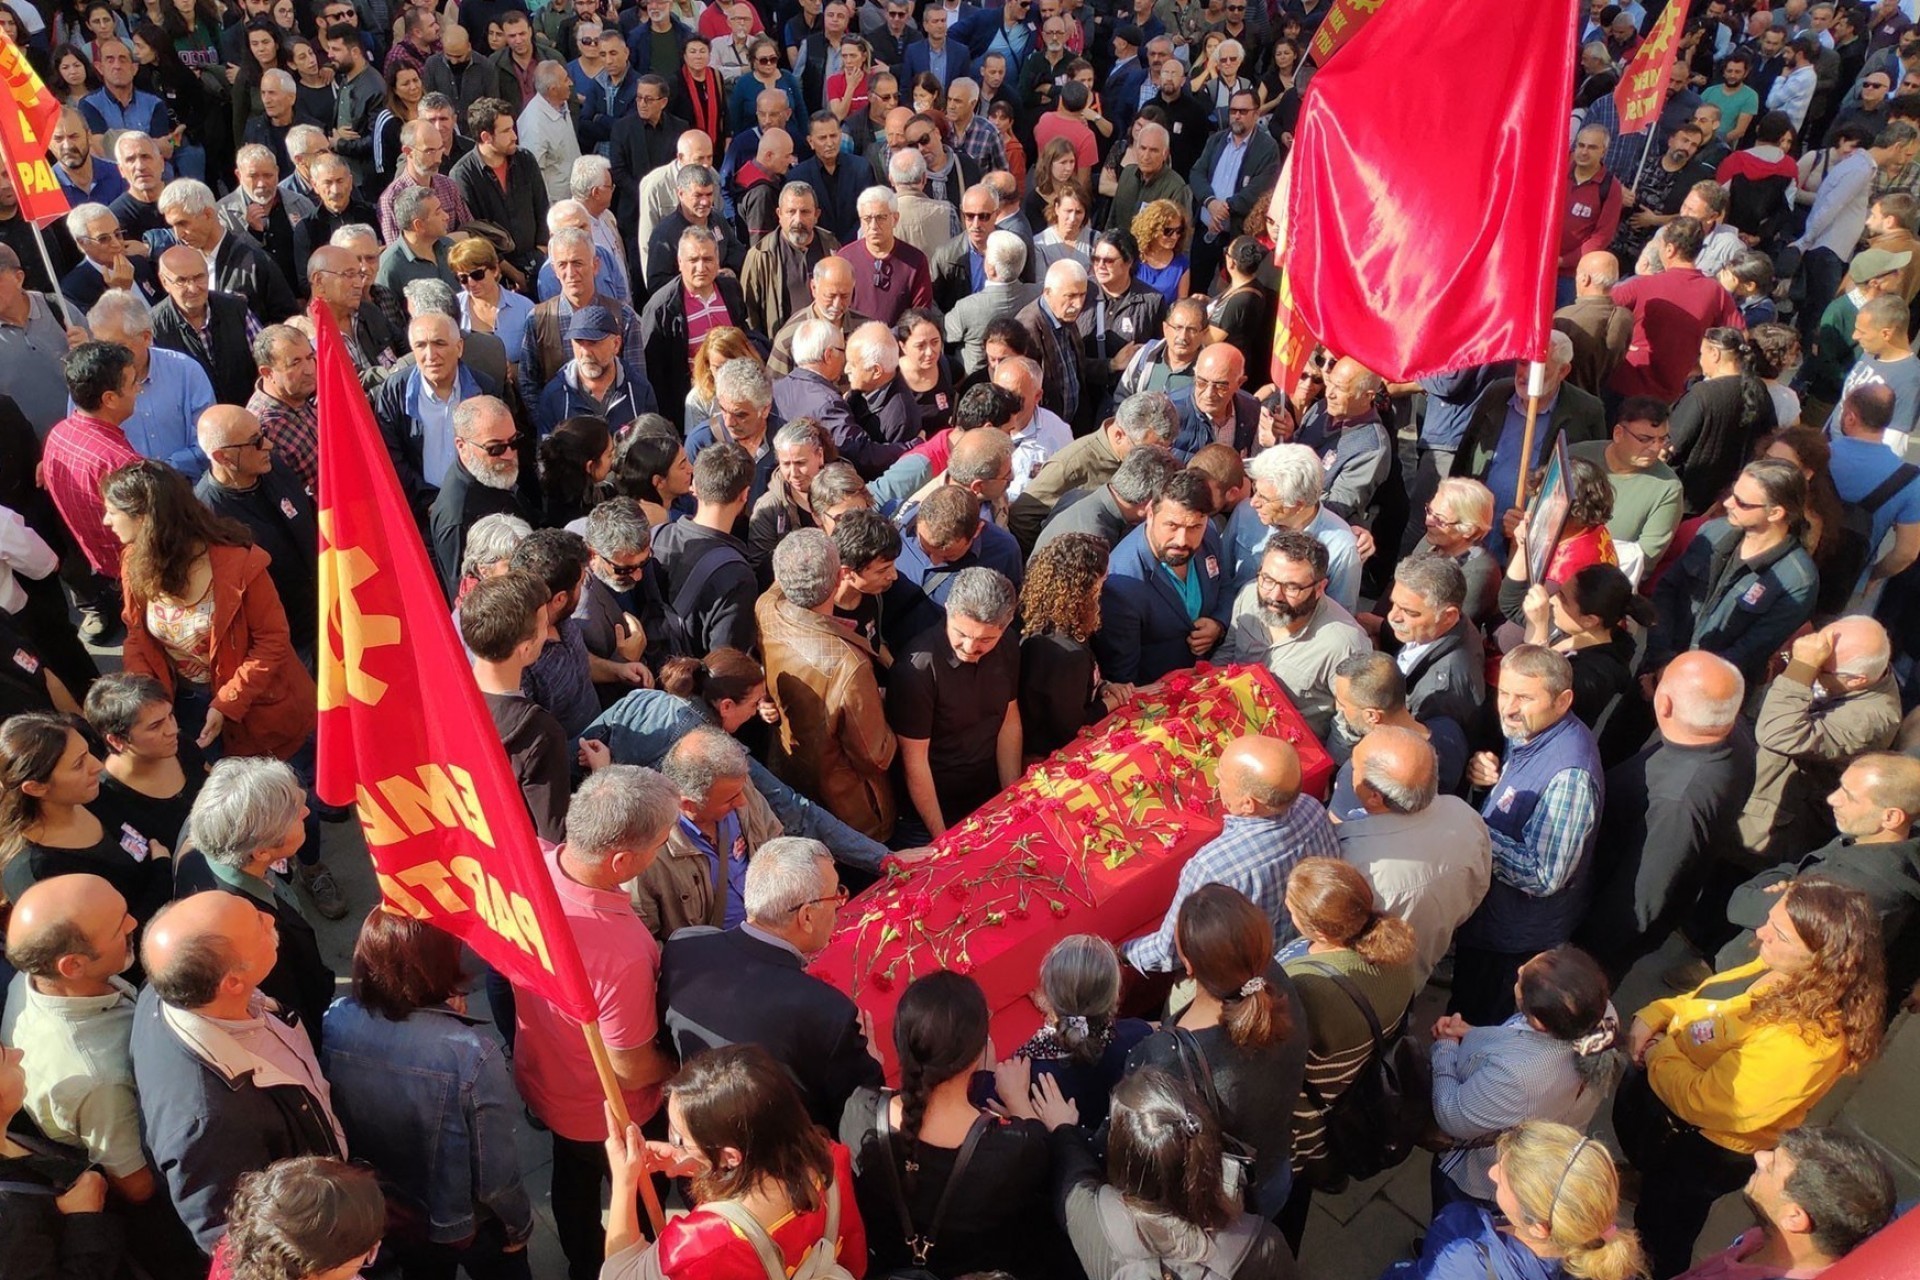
[1017,533,1133,758]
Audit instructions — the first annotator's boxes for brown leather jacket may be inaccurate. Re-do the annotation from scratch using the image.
[755,586,898,842]
[629,780,785,940]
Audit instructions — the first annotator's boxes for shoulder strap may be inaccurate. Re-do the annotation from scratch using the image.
[875,1091,919,1247]
[1861,462,1920,515]
[1170,1027,1227,1118]
[670,541,748,620]
[705,1200,789,1280]
[1299,960,1389,1055]
[925,1114,993,1256]
[877,1090,993,1267]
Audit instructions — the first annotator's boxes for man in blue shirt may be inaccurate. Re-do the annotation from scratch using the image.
[884,479,1024,650]
[50,111,126,209]
[85,288,212,478]
[1830,383,1920,590]
[80,41,177,157]
[646,726,758,936]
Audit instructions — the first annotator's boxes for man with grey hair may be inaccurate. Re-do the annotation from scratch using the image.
[633,725,785,938]
[685,357,778,515]
[377,117,471,242]
[517,226,654,414]
[517,763,681,1280]
[777,317,899,478]
[1035,443,1179,552]
[638,224,749,415]
[889,566,1022,838]
[88,287,216,479]
[176,757,335,1041]
[460,511,531,581]
[1381,552,1485,731]
[845,319,922,460]
[1009,389,1181,551]
[398,277,509,388]
[428,395,531,596]
[944,228,1037,374]
[519,60,583,202]
[1104,119,1191,233]
[660,835,883,1127]
[1229,442,1363,607]
[569,153,626,280]
[291,157,381,286]
[375,310,506,511]
[1553,249,1633,397]
[150,244,257,409]
[280,123,331,204]
[645,161,742,293]
[59,201,149,311]
[158,177,299,322]
[1336,726,1493,989]
[1020,257,1093,429]
[890,144,960,258]
[768,254,868,378]
[1577,651,1755,982]
[748,420,831,579]
[839,184,933,325]
[636,130,714,260]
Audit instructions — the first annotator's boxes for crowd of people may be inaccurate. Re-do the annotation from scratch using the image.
[2,0,1920,1278]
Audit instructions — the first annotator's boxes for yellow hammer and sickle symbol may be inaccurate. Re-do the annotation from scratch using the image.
[316,510,403,710]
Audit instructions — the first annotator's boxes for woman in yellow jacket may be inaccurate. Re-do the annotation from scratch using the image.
[1612,879,1884,1279]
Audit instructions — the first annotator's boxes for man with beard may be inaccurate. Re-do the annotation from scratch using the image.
[217,145,316,297]
[1610,122,1713,269]
[1671,1127,1893,1280]
[49,110,124,208]
[1018,258,1092,430]
[743,182,842,340]
[1448,644,1604,1027]
[451,98,551,282]
[429,395,530,599]
[544,304,652,437]
[1092,468,1227,683]
[326,22,388,188]
[768,257,865,379]
[1216,530,1369,741]
[1374,552,1484,733]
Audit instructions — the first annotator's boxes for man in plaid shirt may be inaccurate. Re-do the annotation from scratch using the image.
[948,78,1009,176]
[247,325,321,494]
[42,342,143,609]
[1122,733,1339,971]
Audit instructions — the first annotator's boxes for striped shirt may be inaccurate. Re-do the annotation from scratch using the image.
[1284,952,1416,1173]
[1485,767,1600,898]
[1121,803,1339,973]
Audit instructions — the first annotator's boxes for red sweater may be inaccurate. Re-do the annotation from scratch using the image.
[1560,166,1623,274]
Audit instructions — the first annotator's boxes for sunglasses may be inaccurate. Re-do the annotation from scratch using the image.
[455,266,493,283]
[600,557,647,578]
[962,209,994,221]
[220,433,271,452]
[908,132,935,146]
[461,433,524,457]
[755,55,777,65]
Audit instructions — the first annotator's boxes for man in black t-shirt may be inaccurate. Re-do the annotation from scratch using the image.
[194,407,318,666]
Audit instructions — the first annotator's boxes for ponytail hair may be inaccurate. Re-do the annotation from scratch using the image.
[1495,1123,1647,1280]
[1107,1069,1238,1253]
[1039,934,1122,1066]
[1705,325,1774,443]
[1283,857,1416,969]
[658,648,764,711]
[1175,884,1289,1049]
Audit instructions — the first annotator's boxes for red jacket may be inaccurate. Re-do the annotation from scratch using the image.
[1560,165,1623,274]
[121,542,317,761]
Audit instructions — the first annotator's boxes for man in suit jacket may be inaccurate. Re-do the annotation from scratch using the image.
[638,238,750,420]
[659,837,883,1130]
[1017,262,1096,432]
[1188,89,1281,286]
[1379,554,1486,734]
[1449,340,1606,544]
[928,189,997,313]
[1104,25,1150,137]
[155,179,300,323]
[1093,469,1230,684]
[610,76,689,226]
[901,5,975,86]
[943,229,1038,373]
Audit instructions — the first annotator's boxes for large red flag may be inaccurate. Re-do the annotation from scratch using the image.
[312,308,597,1024]
[1283,0,1578,382]
[0,33,68,225]
[1612,2,1687,138]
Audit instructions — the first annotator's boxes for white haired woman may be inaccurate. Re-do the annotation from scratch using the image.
[1410,477,1500,626]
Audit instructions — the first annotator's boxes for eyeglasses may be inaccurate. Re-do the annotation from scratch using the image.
[459,432,524,457]
[1257,572,1321,596]
[455,266,493,283]
[1163,224,1185,237]
[1192,374,1236,393]
[1618,423,1668,447]
[1091,252,1123,265]
[219,433,271,452]
[791,884,850,914]
[80,229,123,243]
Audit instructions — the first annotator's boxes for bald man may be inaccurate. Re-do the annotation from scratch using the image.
[1122,733,1340,972]
[1552,250,1634,396]
[2,875,152,1201]
[1576,651,1755,983]
[769,256,872,378]
[1302,356,1396,523]
[1335,726,1493,988]
[638,130,715,256]
[1742,616,1903,863]
[129,894,345,1253]
[1169,343,1257,459]
[194,405,318,661]
[1720,752,1920,981]
[992,355,1072,498]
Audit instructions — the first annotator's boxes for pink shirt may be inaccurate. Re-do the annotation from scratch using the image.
[513,843,663,1142]
[1675,1229,1828,1280]
[42,411,141,577]
[1034,112,1098,172]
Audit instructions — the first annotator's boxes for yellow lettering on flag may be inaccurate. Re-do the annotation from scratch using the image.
[358,762,498,849]
[378,860,558,975]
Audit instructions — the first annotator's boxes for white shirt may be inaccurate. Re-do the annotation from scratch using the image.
[592,209,628,273]
[1008,407,1074,499]
[1766,63,1818,131]
[0,505,59,615]
[519,94,583,203]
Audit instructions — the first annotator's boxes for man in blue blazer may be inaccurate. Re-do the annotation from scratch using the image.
[902,5,976,86]
[1093,468,1230,683]
[1189,87,1282,287]
[1167,344,1259,460]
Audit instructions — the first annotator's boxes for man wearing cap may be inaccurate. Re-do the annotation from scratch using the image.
[1104,25,1149,139]
[1805,246,1912,410]
[536,305,652,437]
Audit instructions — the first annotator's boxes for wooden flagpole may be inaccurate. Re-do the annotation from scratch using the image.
[1512,359,1548,508]
[583,1020,668,1236]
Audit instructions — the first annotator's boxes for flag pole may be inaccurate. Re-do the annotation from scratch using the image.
[1514,359,1548,508]
[582,1019,668,1237]
[1629,126,1657,197]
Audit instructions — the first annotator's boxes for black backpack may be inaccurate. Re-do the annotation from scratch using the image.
[1832,461,1919,596]
[1296,962,1431,1191]
[655,540,749,659]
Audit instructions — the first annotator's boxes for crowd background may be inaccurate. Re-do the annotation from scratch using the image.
[3,0,1920,1279]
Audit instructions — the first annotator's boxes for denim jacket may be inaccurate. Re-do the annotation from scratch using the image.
[320,999,533,1246]
[586,690,890,871]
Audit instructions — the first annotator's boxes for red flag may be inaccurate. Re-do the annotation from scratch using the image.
[1283,0,1578,381]
[312,307,597,1024]
[1305,0,1389,68]
[1611,2,1686,137]
[0,33,68,225]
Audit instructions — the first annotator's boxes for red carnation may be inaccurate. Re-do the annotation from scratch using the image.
[946,881,971,902]
[870,971,893,992]
[1048,899,1069,918]
[951,957,974,975]
[1062,760,1090,780]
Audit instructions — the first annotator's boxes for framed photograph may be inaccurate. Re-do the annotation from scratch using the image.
[1525,436,1573,586]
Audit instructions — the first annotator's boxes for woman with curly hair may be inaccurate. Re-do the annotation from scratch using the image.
[1764,426,1860,619]
[105,461,315,762]
[211,1156,385,1280]
[1616,878,1885,1278]
[1018,531,1132,756]
[1131,198,1192,305]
